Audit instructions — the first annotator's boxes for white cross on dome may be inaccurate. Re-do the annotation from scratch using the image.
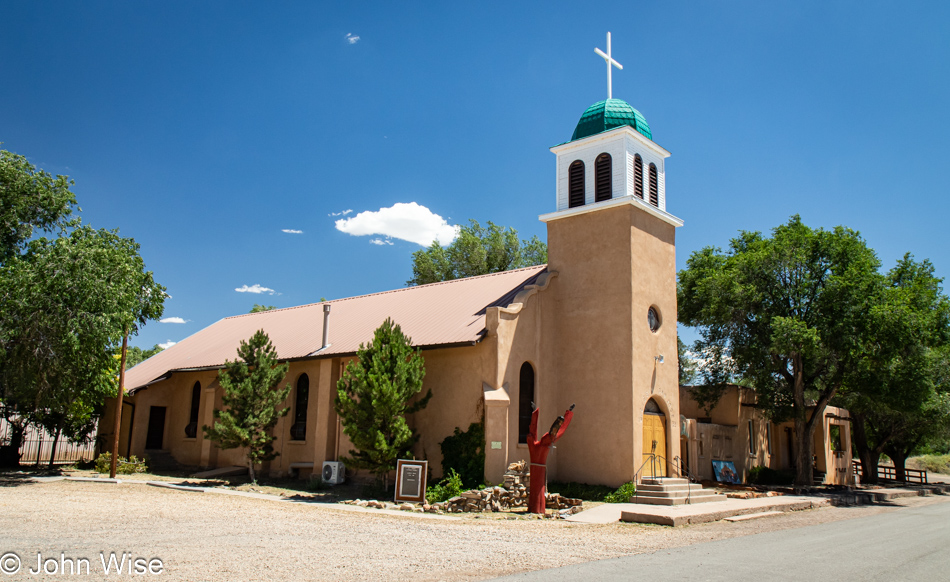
[594,32,623,100]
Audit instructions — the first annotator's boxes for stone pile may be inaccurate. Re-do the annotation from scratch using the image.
[339,460,584,518]
[431,460,583,517]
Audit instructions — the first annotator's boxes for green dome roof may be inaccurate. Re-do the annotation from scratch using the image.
[571,98,652,142]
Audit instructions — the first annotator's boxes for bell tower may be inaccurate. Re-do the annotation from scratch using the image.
[539,33,684,486]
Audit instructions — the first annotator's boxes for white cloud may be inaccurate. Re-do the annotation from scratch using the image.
[369,238,394,246]
[281,229,304,234]
[335,202,458,246]
[160,317,189,324]
[158,340,177,349]
[235,284,277,295]
[345,33,360,45]
[328,209,353,217]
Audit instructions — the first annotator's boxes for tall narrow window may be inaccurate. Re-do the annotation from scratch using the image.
[594,153,612,202]
[766,423,772,456]
[634,154,644,199]
[518,362,535,444]
[748,420,755,456]
[568,160,585,208]
[185,382,200,438]
[649,163,659,207]
[290,374,309,441]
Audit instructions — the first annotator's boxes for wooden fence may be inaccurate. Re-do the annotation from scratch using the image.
[852,460,928,484]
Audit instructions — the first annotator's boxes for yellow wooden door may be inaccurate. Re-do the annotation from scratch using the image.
[642,413,668,478]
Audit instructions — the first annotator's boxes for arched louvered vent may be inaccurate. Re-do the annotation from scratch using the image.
[649,163,659,207]
[569,160,585,208]
[594,153,612,202]
[634,154,644,199]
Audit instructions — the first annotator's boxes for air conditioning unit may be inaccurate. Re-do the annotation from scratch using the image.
[322,461,345,485]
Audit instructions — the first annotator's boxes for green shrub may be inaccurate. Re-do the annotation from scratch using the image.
[306,476,329,492]
[426,468,464,503]
[548,481,615,502]
[747,465,794,485]
[604,481,636,503]
[909,454,950,475]
[439,422,484,489]
[94,452,148,475]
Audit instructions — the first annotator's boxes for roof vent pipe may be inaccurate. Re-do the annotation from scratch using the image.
[321,303,331,350]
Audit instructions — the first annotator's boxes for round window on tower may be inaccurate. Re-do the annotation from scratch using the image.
[647,306,661,333]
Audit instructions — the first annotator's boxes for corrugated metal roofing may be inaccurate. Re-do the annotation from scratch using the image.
[125,265,547,392]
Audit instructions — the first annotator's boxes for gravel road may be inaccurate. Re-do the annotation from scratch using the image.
[1,479,945,581]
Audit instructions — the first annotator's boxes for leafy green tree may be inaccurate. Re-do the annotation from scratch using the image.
[0,148,78,265]
[677,336,698,385]
[335,318,431,486]
[408,220,547,285]
[203,330,291,483]
[678,216,881,486]
[839,256,950,483]
[249,304,277,313]
[0,226,165,467]
[124,344,166,369]
[0,150,164,468]
[881,390,950,480]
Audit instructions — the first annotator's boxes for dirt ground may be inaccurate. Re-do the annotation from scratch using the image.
[1,477,947,582]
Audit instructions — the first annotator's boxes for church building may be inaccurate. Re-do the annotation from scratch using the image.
[103,38,686,488]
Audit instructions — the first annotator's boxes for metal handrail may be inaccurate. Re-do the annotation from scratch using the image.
[632,452,695,505]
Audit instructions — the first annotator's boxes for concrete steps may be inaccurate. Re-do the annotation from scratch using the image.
[631,477,727,506]
[143,450,180,472]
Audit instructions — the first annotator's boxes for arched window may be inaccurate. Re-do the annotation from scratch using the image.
[594,153,612,202]
[185,381,200,438]
[649,163,659,207]
[518,362,535,444]
[290,374,309,441]
[568,160,585,208]
[634,155,644,199]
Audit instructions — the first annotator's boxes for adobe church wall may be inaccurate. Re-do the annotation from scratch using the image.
[546,205,633,487]
[483,270,552,485]
[110,370,218,466]
[542,203,680,487]
[408,342,493,480]
[628,206,680,481]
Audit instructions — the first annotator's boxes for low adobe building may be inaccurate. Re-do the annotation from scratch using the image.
[679,384,854,485]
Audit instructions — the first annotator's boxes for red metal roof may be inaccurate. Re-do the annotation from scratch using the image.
[126,266,547,392]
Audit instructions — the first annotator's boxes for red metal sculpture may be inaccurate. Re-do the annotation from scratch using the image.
[526,403,575,514]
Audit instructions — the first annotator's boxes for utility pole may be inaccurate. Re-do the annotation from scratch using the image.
[109,328,129,479]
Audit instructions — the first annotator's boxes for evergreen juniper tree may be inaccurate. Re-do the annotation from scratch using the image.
[203,329,290,483]
[335,318,431,486]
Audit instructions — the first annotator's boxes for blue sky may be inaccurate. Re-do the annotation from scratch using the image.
[2,1,949,350]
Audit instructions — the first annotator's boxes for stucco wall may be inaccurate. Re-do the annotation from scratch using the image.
[544,202,678,487]
[680,385,853,484]
[106,342,491,482]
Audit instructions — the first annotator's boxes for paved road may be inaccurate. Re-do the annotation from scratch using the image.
[492,500,950,581]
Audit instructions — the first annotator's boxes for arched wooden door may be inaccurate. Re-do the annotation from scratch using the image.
[642,399,667,478]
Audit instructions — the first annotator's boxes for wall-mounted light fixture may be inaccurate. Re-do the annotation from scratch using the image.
[654,355,664,364]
